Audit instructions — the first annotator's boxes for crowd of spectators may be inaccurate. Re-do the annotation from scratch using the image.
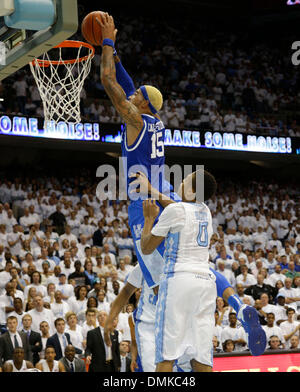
[0,11,299,138]
[0,170,298,371]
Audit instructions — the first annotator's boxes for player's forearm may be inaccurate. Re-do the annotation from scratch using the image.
[141,218,156,254]
[107,284,135,322]
[101,46,117,88]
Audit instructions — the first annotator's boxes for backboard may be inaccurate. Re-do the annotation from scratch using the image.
[0,0,78,81]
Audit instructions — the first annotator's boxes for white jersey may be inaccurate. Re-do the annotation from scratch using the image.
[126,264,156,325]
[152,202,213,275]
[6,360,29,372]
[39,359,59,372]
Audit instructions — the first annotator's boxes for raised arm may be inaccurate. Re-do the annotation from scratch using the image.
[114,55,136,99]
[97,14,143,132]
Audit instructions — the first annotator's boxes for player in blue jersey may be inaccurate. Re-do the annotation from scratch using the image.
[98,13,178,289]
[98,14,266,357]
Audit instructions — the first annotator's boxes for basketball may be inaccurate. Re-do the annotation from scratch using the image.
[81,11,105,46]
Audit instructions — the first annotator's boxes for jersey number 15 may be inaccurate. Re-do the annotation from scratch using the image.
[151,131,164,159]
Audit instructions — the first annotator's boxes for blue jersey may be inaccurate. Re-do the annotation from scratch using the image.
[121,114,173,202]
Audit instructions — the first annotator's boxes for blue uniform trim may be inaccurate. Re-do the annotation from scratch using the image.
[174,359,184,372]
[155,278,169,364]
[210,268,231,298]
[124,120,147,152]
[135,278,145,322]
[135,279,145,369]
[132,239,156,288]
[164,232,180,277]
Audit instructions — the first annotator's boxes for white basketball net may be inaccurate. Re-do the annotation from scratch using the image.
[30,42,94,124]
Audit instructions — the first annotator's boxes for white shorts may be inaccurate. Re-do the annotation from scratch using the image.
[155,271,217,367]
[135,320,156,372]
[135,320,193,372]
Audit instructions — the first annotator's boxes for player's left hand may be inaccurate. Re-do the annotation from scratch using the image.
[143,199,160,220]
[96,12,117,43]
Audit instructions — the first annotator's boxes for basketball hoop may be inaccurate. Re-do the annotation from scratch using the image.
[30,40,95,124]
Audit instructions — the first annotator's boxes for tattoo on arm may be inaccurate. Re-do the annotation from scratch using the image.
[101,47,143,130]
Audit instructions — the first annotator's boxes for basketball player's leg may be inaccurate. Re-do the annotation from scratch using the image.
[192,273,216,372]
[212,269,266,356]
[156,360,175,372]
[154,275,192,372]
[190,359,212,373]
[135,321,156,372]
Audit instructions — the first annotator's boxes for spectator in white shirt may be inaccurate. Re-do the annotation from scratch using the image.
[260,293,281,323]
[27,295,55,335]
[23,271,47,300]
[252,226,268,252]
[267,232,282,252]
[278,278,300,313]
[0,260,14,295]
[78,216,95,245]
[59,225,78,247]
[221,312,247,352]
[263,312,285,348]
[267,264,286,287]
[117,259,130,282]
[7,224,23,256]
[280,308,300,345]
[50,291,70,320]
[55,274,74,301]
[36,248,56,273]
[216,260,236,287]
[3,210,18,233]
[236,265,257,289]
[101,243,117,267]
[225,206,237,230]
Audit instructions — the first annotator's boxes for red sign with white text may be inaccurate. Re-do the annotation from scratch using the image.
[213,353,300,372]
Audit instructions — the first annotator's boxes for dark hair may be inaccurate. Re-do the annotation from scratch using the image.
[192,169,217,201]
[87,296,98,308]
[286,307,295,315]
[269,335,281,346]
[45,345,55,353]
[75,285,88,300]
[54,317,65,327]
[222,339,235,352]
[30,271,42,284]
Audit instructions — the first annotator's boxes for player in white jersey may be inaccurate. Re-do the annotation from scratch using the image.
[35,346,65,372]
[139,170,251,371]
[141,202,216,371]
[3,347,34,372]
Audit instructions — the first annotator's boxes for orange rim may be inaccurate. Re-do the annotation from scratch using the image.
[31,40,95,67]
